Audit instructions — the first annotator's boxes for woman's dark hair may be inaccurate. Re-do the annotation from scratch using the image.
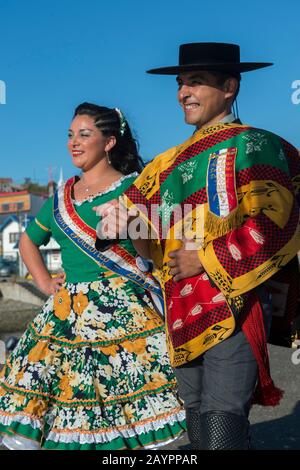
[73,102,144,175]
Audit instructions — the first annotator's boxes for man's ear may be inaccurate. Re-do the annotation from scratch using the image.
[224,78,238,100]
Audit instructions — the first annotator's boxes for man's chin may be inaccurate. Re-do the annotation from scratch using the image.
[184,116,197,126]
[184,113,201,127]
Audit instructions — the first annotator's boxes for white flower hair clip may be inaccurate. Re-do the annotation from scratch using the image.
[115,108,127,136]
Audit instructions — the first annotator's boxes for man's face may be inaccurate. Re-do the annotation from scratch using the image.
[177,71,231,129]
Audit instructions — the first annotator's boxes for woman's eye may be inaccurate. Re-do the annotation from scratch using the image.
[80,132,91,138]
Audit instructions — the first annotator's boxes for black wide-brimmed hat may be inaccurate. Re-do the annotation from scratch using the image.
[147,42,273,75]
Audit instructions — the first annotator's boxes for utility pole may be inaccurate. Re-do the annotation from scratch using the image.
[47,166,54,196]
[18,213,28,278]
[17,206,23,277]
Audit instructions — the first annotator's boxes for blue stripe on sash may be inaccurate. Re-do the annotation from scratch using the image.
[207,153,220,216]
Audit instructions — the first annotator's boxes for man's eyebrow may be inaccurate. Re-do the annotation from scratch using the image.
[176,73,204,83]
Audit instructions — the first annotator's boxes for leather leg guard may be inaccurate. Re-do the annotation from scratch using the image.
[198,411,250,450]
[185,407,202,450]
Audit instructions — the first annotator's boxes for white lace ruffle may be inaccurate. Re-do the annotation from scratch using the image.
[73,172,138,205]
[0,413,41,430]
[0,408,185,446]
[47,410,186,445]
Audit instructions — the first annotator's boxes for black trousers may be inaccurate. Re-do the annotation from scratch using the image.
[174,287,272,417]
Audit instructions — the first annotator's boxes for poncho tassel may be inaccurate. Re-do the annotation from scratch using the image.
[240,292,284,407]
[205,208,244,238]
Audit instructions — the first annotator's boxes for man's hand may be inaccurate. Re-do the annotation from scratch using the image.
[167,240,204,282]
[93,198,138,240]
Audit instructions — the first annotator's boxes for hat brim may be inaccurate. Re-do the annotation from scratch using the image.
[146,62,273,75]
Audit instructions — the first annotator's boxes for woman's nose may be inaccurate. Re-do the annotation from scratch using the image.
[70,135,79,146]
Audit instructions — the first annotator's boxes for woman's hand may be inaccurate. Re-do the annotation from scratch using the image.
[19,233,66,296]
[37,272,66,296]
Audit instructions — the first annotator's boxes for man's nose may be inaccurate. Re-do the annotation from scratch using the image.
[178,84,191,101]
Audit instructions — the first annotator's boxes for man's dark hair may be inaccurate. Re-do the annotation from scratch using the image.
[211,71,241,102]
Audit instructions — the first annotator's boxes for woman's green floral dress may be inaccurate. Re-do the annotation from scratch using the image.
[0,174,186,450]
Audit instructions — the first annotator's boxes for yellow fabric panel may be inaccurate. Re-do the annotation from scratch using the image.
[238,180,293,229]
[198,211,300,299]
[167,315,235,367]
[163,204,206,284]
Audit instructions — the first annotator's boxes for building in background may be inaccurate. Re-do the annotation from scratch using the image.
[0,215,34,260]
[0,178,13,192]
[0,189,48,226]
[0,174,64,274]
[0,215,61,274]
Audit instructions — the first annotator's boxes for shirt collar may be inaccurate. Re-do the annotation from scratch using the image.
[219,112,236,124]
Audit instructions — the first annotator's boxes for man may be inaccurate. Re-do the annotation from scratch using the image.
[97,43,300,449]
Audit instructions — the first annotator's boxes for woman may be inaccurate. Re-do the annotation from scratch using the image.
[0,103,186,450]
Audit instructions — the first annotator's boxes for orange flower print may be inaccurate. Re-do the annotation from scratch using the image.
[143,372,168,391]
[54,288,71,321]
[28,341,51,363]
[24,397,48,417]
[122,338,146,354]
[11,393,26,407]
[101,344,119,357]
[40,323,54,336]
[15,369,25,384]
[123,403,135,421]
[73,291,89,316]
[144,307,164,328]
[59,375,73,400]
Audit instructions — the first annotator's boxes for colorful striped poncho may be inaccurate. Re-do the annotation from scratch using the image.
[123,123,300,380]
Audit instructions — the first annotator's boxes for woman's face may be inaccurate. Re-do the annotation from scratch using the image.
[68,114,111,171]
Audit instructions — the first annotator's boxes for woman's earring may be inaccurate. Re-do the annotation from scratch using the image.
[106,151,111,165]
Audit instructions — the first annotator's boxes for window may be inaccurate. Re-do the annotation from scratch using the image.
[2,203,9,211]
[9,232,20,244]
[16,202,24,210]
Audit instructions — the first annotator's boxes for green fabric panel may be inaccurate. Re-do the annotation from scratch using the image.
[0,422,42,442]
[26,176,137,283]
[159,128,289,207]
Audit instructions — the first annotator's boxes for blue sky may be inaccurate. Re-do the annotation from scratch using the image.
[0,0,299,185]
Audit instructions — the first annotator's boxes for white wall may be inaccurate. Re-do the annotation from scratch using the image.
[2,220,20,260]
